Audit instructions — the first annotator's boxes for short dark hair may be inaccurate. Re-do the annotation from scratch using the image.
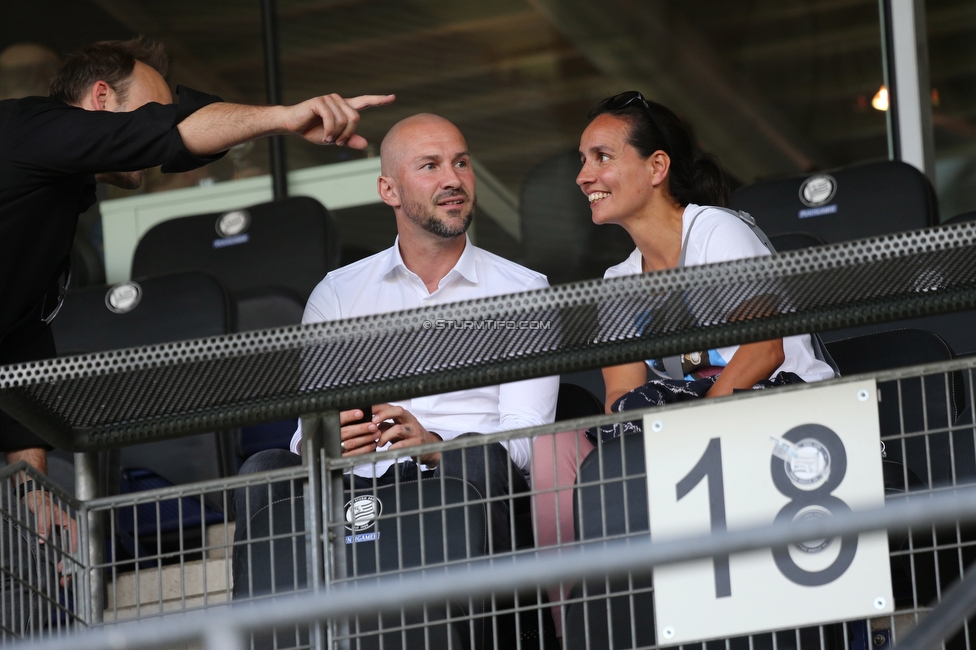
[49,36,168,106]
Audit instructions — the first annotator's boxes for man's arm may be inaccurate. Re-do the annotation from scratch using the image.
[5,448,76,553]
[177,93,395,156]
[6,448,46,475]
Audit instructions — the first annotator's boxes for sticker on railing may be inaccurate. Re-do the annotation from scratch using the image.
[645,379,892,645]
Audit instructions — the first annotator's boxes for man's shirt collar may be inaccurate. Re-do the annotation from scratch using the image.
[380,235,479,286]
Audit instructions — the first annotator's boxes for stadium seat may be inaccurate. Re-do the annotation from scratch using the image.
[768,231,827,252]
[52,271,237,486]
[943,210,976,225]
[53,271,236,564]
[131,196,341,331]
[824,329,963,489]
[564,434,652,650]
[520,150,634,285]
[555,382,605,420]
[730,160,938,244]
[238,478,547,650]
[131,197,342,457]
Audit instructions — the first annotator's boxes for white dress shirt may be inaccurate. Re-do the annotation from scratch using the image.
[290,236,559,477]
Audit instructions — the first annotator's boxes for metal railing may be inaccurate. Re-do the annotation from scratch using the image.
[2,358,976,648]
[4,224,976,647]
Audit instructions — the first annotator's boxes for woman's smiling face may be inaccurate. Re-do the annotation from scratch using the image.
[577,113,659,226]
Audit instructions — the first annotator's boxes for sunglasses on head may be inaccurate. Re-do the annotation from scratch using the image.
[598,91,672,154]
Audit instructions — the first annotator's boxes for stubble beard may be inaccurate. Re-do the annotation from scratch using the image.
[403,193,475,239]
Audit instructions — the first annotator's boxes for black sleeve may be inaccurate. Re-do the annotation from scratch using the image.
[8,86,226,177]
[162,86,226,172]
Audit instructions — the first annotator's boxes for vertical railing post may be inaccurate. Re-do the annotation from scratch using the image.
[302,410,346,649]
[74,452,102,625]
[260,0,288,200]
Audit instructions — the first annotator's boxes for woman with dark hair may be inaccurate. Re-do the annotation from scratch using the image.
[531,92,835,637]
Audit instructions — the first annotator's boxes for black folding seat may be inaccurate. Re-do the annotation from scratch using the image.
[768,231,827,252]
[564,434,652,650]
[943,210,976,225]
[132,197,342,455]
[52,271,237,485]
[131,196,341,331]
[240,478,555,649]
[730,160,938,244]
[555,383,605,420]
[519,150,634,285]
[824,329,964,489]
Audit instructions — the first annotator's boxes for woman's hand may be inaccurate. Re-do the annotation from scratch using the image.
[705,339,785,397]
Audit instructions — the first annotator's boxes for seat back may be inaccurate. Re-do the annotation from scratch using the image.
[555,383,604,421]
[239,478,486,650]
[825,329,963,489]
[519,150,634,284]
[565,435,651,650]
[52,271,235,486]
[768,231,827,252]
[131,196,340,330]
[730,160,938,243]
[53,271,233,353]
[944,210,976,226]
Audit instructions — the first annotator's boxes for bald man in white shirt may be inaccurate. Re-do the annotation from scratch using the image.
[233,114,559,591]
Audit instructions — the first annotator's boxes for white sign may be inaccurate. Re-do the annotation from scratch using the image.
[645,380,892,645]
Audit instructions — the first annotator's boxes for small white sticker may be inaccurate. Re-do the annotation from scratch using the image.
[105,282,142,314]
[216,210,250,237]
[799,174,837,207]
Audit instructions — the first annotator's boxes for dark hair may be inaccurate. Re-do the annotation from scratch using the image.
[588,92,730,207]
[49,36,168,106]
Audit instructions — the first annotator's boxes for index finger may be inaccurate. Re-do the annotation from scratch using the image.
[370,403,402,421]
[339,409,368,426]
[345,94,396,111]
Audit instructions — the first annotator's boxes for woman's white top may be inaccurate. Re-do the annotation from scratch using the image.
[602,203,835,383]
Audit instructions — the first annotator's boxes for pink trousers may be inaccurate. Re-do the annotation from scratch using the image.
[530,429,596,638]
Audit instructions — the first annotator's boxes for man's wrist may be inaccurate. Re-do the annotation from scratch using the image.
[420,430,442,467]
[18,479,37,501]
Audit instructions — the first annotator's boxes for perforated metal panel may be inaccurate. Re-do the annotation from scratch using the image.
[3,223,976,450]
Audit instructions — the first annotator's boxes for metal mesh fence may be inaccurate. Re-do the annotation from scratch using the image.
[5,223,976,451]
[10,357,976,650]
[0,463,85,643]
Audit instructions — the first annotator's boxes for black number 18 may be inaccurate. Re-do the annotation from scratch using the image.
[675,426,855,599]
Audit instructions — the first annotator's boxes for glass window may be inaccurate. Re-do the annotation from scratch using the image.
[927,0,976,220]
[5,1,897,282]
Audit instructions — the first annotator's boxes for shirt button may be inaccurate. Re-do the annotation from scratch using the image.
[422,300,430,307]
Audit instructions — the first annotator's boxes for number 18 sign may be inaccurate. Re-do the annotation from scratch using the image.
[645,379,893,645]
